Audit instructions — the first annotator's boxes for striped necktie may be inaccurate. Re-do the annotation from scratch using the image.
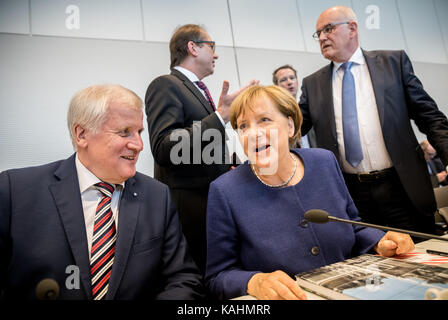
[195,81,216,110]
[90,182,117,300]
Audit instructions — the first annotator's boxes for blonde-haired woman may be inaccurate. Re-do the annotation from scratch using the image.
[205,85,414,300]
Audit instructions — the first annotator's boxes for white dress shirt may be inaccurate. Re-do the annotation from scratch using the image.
[173,66,226,127]
[173,66,246,162]
[332,47,393,173]
[75,154,123,261]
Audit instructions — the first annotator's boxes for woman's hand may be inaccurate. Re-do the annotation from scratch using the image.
[374,231,415,257]
[247,270,307,300]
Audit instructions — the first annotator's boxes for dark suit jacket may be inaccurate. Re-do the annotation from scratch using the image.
[0,154,204,300]
[144,69,232,271]
[145,69,231,190]
[299,49,448,217]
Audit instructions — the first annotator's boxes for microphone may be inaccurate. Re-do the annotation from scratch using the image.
[304,209,448,242]
[35,279,60,300]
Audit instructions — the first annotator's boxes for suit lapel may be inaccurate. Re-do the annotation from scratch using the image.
[49,154,92,299]
[323,64,337,138]
[106,176,140,299]
[171,69,215,114]
[363,50,386,127]
[320,64,339,157]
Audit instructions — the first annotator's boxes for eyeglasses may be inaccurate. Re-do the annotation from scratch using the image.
[312,21,350,39]
[192,40,216,52]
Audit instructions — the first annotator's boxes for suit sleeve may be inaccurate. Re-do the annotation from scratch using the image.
[298,78,313,136]
[145,76,226,166]
[401,50,448,166]
[155,184,205,300]
[0,171,12,294]
[204,181,260,300]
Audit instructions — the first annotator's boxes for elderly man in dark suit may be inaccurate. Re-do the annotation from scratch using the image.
[299,6,448,234]
[145,24,256,272]
[0,84,203,300]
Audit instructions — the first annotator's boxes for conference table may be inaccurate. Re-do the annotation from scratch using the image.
[234,234,448,300]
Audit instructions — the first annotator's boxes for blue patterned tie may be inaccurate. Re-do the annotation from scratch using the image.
[341,62,363,167]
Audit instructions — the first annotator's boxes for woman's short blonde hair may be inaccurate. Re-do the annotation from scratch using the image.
[230,85,303,147]
[67,84,142,150]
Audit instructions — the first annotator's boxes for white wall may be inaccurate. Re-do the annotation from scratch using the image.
[1,0,448,175]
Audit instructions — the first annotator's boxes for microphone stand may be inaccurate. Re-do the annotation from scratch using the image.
[328,216,448,242]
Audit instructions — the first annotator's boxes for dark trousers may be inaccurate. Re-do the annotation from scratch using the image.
[343,168,435,238]
[170,187,208,274]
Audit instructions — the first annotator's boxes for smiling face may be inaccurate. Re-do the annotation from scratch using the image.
[76,101,144,184]
[236,94,294,172]
[316,7,358,62]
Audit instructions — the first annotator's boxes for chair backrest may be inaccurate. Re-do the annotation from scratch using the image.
[434,186,448,209]
[438,207,448,224]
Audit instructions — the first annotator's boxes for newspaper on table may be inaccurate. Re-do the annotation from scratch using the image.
[295,254,448,300]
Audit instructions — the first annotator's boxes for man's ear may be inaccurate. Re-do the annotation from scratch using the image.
[187,40,199,58]
[348,21,358,37]
[74,124,88,149]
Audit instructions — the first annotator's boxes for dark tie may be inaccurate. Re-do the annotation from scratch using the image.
[341,62,363,168]
[195,81,216,110]
[90,182,117,300]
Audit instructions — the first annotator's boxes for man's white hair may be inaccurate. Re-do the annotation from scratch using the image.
[67,84,142,150]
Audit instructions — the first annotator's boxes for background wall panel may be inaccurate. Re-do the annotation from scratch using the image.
[229,0,305,51]
[0,34,170,176]
[397,0,448,64]
[142,0,233,46]
[0,0,30,34]
[236,47,327,88]
[435,0,448,56]
[353,0,407,51]
[31,0,143,40]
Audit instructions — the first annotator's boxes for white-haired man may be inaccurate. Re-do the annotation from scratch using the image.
[299,6,448,235]
[0,84,204,300]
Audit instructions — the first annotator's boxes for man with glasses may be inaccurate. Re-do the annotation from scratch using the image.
[299,6,448,235]
[145,24,257,272]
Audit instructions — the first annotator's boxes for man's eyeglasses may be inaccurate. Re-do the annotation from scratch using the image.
[312,21,350,40]
[192,40,216,52]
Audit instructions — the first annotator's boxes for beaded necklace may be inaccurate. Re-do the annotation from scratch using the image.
[250,153,297,188]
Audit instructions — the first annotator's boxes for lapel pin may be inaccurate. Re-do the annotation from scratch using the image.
[133,192,138,197]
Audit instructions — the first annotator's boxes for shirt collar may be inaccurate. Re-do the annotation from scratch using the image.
[75,153,125,193]
[174,66,200,83]
[333,46,365,72]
